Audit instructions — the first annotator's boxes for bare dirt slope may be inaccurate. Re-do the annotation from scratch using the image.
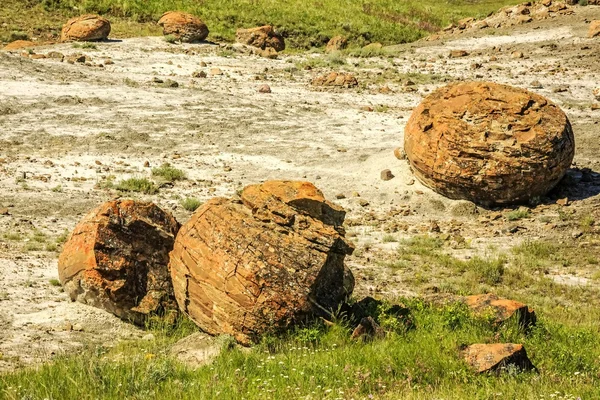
[1,5,599,371]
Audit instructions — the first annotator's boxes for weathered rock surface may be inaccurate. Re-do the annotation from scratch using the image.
[158,11,209,43]
[169,180,354,344]
[326,36,348,52]
[404,81,575,206]
[2,40,37,51]
[463,343,536,373]
[465,294,536,328]
[235,25,285,52]
[312,72,358,88]
[61,15,111,42]
[58,200,180,324]
[589,20,600,38]
[351,316,385,341]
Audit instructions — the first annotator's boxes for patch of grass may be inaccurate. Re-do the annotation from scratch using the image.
[123,78,139,88]
[51,185,63,192]
[49,278,61,287]
[115,178,158,194]
[506,208,530,221]
[3,232,22,241]
[1,300,599,399]
[8,31,28,41]
[22,242,43,252]
[152,163,186,182]
[163,34,178,44]
[72,42,97,49]
[382,234,397,243]
[181,197,203,212]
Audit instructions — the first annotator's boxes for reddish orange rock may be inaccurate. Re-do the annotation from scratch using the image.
[589,20,600,38]
[58,200,180,324]
[2,40,37,51]
[169,181,354,345]
[463,343,536,373]
[236,25,285,52]
[326,36,348,52]
[158,11,209,43]
[465,294,536,328]
[312,72,358,88]
[404,82,574,206]
[61,14,111,42]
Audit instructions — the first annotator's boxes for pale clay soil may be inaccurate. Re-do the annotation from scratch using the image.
[1,6,599,372]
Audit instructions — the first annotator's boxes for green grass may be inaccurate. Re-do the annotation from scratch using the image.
[1,300,598,399]
[180,197,202,212]
[1,0,523,48]
[152,163,186,182]
[506,209,530,221]
[115,177,158,194]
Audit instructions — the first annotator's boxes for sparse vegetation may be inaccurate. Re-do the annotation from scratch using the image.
[152,163,186,182]
[506,208,530,221]
[72,42,97,49]
[181,197,203,212]
[115,177,158,194]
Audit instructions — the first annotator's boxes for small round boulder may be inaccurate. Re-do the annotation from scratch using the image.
[61,14,111,42]
[158,11,209,43]
[58,200,180,324]
[404,81,574,206]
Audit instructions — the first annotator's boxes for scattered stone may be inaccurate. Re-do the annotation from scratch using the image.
[58,200,180,325]
[404,82,575,206]
[158,11,209,43]
[463,343,536,373]
[530,80,543,89]
[449,50,469,58]
[236,25,285,52]
[47,51,64,60]
[61,14,111,42]
[326,36,348,52]
[593,88,600,101]
[144,161,150,167]
[552,85,569,93]
[556,197,569,206]
[335,193,346,200]
[258,84,271,93]
[464,294,536,328]
[380,169,394,181]
[66,55,86,64]
[0,208,9,215]
[192,70,207,78]
[358,199,370,207]
[209,68,223,76]
[170,333,233,369]
[394,147,406,160]
[311,72,358,88]
[199,61,207,67]
[511,51,524,59]
[588,20,600,38]
[169,181,354,344]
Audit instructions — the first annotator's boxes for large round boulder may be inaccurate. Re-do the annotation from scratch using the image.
[404,82,575,206]
[158,11,209,43]
[61,14,111,42]
[58,200,180,324]
[169,181,354,345]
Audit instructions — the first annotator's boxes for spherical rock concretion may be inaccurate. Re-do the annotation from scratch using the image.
[404,81,575,206]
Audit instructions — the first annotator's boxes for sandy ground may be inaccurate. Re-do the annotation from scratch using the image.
[1,5,599,371]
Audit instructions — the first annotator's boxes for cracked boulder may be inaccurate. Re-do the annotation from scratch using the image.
[61,15,111,42]
[464,294,536,328]
[58,200,180,324]
[169,180,354,345]
[404,81,574,206]
[235,25,285,52]
[158,11,209,43]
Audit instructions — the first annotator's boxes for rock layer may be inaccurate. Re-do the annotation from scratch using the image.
[158,11,209,43]
[465,294,536,328]
[61,15,111,42]
[235,25,285,52]
[404,81,574,206]
[58,200,180,324]
[169,181,354,344]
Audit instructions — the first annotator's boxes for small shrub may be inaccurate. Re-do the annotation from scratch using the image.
[382,234,397,243]
[152,163,186,182]
[115,178,158,194]
[181,197,202,212]
[49,278,61,287]
[3,233,22,241]
[163,34,178,44]
[8,31,29,41]
[506,209,530,221]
